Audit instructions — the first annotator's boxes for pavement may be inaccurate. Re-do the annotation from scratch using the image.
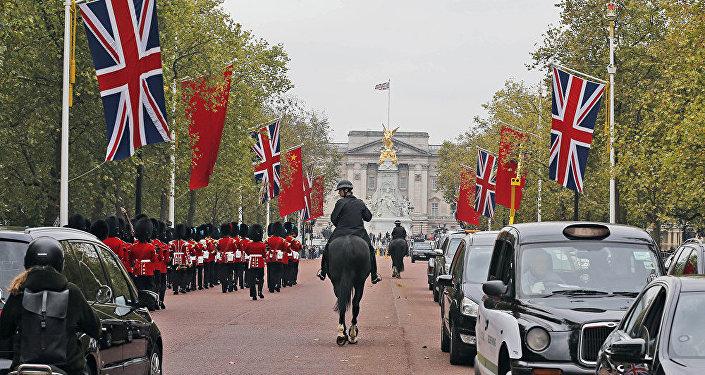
[152,257,472,374]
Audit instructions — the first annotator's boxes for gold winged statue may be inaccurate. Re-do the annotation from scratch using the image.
[379,125,399,165]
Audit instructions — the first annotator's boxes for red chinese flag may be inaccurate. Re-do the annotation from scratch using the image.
[278,147,306,217]
[184,66,233,190]
[495,126,527,210]
[455,167,480,225]
[309,175,325,220]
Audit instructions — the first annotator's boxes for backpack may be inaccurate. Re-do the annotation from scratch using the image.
[19,288,70,365]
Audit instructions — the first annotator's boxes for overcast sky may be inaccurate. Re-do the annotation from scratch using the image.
[222,1,560,144]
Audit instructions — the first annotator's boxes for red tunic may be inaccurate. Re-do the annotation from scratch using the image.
[205,238,217,263]
[151,239,169,273]
[130,242,157,276]
[244,241,266,268]
[266,236,287,264]
[169,240,190,267]
[288,237,302,263]
[217,237,235,264]
[104,237,132,273]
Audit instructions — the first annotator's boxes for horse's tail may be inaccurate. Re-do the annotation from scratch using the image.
[334,268,354,312]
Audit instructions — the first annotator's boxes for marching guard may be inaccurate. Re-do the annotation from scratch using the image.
[151,219,169,309]
[217,223,235,293]
[243,224,266,301]
[233,223,246,291]
[265,222,287,293]
[170,224,191,295]
[130,218,158,293]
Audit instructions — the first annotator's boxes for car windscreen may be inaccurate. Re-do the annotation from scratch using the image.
[445,238,462,260]
[415,243,433,250]
[518,242,660,298]
[670,292,705,359]
[463,246,493,284]
[0,240,28,303]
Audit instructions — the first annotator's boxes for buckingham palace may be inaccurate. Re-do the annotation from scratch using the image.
[315,130,457,236]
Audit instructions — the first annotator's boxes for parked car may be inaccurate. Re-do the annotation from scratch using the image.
[432,231,466,303]
[437,231,498,365]
[0,227,162,375]
[475,222,664,375]
[410,241,435,262]
[667,238,704,276]
[597,276,705,374]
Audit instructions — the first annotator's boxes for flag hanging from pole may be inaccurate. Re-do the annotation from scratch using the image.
[549,66,606,192]
[252,119,281,202]
[374,81,390,90]
[475,148,497,219]
[277,147,305,217]
[455,167,480,225]
[79,0,171,161]
[496,126,528,210]
[302,173,325,222]
[184,66,233,190]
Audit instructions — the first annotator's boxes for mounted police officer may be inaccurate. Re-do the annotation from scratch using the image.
[317,180,382,284]
[391,220,407,240]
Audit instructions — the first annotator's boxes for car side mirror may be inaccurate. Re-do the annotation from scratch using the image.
[482,280,507,297]
[95,285,113,304]
[434,249,443,256]
[436,274,452,287]
[137,290,159,311]
[607,337,646,363]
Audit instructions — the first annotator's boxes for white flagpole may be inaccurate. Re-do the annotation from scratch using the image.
[59,0,72,226]
[168,80,177,226]
[266,200,271,235]
[537,82,542,223]
[607,3,617,224]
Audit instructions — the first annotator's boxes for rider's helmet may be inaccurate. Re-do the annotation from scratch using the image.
[24,237,65,272]
[394,220,401,225]
[336,180,353,191]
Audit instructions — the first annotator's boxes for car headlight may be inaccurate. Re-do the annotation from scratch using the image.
[461,297,478,317]
[525,327,550,352]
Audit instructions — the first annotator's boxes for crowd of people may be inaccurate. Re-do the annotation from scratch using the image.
[66,213,303,307]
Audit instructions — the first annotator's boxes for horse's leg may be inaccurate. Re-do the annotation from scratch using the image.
[337,298,347,346]
[348,281,364,344]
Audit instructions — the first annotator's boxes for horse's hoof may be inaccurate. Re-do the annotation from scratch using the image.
[348,325,359,344]
[336,336,348,346]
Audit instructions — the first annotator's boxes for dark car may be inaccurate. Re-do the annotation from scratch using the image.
[597,276,705,374]
[667,238,705,276]
[474,222,664,375]
[410,241,435,262]
[0,227,162,375]
[432,231,467,303]
[437,231,498,365]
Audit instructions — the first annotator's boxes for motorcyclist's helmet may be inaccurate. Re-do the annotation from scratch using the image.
[24,237,64,272]
[336,180,353,191]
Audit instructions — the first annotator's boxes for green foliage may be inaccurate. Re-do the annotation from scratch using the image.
[0,0,337,226]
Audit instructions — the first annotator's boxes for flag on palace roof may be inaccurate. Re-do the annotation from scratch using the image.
[374,81,390,90]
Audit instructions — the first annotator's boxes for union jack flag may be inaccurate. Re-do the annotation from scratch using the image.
[301,172,314,221]
[475,148,497,218]
[79,0,171,161]
[549,66,606,192]
[251,119,281,202]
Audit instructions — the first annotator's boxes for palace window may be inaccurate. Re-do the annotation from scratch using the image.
[431,177,438,191]
[431,202,439,217]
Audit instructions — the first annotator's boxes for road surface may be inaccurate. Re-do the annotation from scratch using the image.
[152,257,471,374]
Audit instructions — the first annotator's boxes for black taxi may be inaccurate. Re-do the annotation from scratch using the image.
[474,222,664,375]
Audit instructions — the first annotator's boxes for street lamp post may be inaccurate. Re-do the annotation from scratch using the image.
[606,2,617,224]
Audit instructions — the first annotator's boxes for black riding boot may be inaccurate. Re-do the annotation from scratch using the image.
[369,245,381,284]
[317,244,328,280]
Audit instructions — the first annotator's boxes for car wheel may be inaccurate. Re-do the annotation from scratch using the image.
[449,320,473,365]
[149,347,162,375]
[411,257,416,263]
[498,346,510,375]
[440,315,450,353]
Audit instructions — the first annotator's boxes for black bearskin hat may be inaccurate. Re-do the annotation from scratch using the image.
[90,219,109,240]
[106,216,120,237]
[267,223,275,236]
[238,223,249,238]
[284,221,294,236]
[292,226,299,237]
[210,224,220,239]
[157,221,166,242]
[176,224,188,240]
[248,224,264,242]
[272,221,286,237]
[134,218,153,243]
[150,218,160,240]
[67,213,86,231]
[220,223,231,237]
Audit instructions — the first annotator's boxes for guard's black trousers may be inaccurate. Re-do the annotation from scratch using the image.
[218,263,233,293]
[196,265,204,289]
[234,263,245,289]
[320,241,378,278]
[133,275,155,293]
[247,268,264,298]
[267,263,282,292]
[154,270,166,304]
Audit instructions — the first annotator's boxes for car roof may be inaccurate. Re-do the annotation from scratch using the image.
[674,276,705,292]
[466,230,500,245]
[503,221,655,245]
[0,226,98,243]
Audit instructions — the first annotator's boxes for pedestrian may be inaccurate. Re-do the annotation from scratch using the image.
[317,180,382,283]
[130,218,158,293]
[217,223,235,293]
[243,224,266,301]
[0,237,101,374]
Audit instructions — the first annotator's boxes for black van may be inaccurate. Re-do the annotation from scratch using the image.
[0,227,162,375]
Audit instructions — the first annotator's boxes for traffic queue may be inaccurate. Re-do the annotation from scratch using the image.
[70,213,303,308]
[426,222,705,374]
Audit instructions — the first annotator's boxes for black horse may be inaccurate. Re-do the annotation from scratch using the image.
[327,235,370,346]
[388,238,408,278]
